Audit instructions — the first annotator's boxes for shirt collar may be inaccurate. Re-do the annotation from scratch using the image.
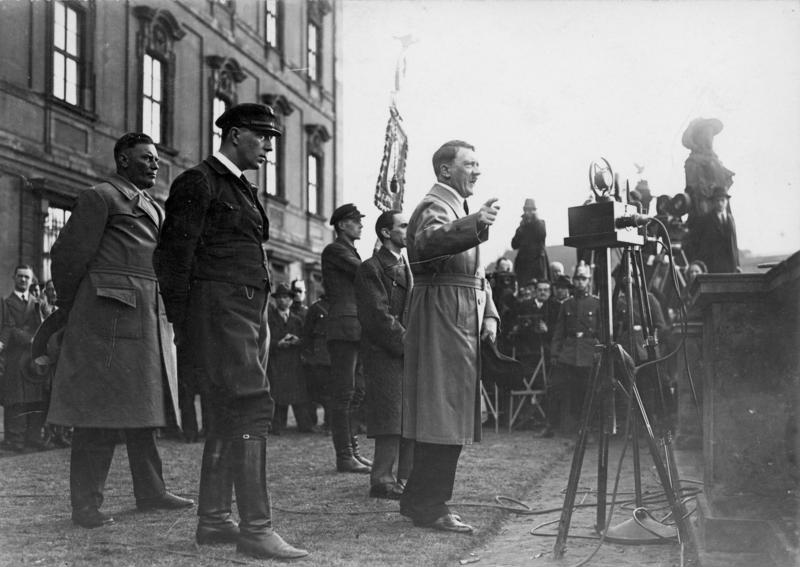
[213,151,244,178]
[14,290,27,302]
[384,246,402,260]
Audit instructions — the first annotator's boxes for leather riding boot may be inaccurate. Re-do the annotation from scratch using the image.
[331,410,369,473]
[351,435,373,467]
[232,436,308,560]
[196,437,239,545]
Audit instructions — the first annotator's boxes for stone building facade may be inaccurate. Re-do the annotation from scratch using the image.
[0,0,342,299]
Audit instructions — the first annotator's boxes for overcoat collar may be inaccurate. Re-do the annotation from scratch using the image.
[430,183,466,219]
[106,173,162,227]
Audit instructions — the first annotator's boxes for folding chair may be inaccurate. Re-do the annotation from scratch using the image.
[481,381,500,434]
[508,344,548,431]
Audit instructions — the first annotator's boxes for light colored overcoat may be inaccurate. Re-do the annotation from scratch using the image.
[402,183,498,445]
[47,175,179,428]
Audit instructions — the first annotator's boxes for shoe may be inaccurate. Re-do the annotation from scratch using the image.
[336,456,371,473]
[369,482,403,500]
[232,437,309,560]
[136,492,195,511]
[197,521,239,545]
[417,513,474,534]
[237,531,309,560]
[72,507,115,528]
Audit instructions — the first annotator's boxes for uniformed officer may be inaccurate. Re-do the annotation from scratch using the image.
[154,103,307,560]
[545,262,600,436]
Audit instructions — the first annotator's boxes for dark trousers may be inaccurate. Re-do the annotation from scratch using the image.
[203,390,273,439]
[327,340,365,412]
[3,402,46,448]
[272,403,315,433]
[548,364,594,432]
[399,441,462,525]
[70,427,166,511]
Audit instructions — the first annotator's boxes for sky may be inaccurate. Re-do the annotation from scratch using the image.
[340,0,800,266]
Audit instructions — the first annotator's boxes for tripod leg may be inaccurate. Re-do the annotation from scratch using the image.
[553,352,605,559]
[615,345,693,547]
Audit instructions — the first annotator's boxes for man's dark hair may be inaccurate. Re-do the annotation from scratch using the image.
[14,264,34,276]
[113,132,154,162]
[432,140,474,176]
[375,209,402,241]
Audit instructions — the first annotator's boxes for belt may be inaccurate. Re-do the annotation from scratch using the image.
[414,273,485,290]
[89,265,157,281]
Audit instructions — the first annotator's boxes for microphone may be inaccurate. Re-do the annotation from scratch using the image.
[615,213,651,229]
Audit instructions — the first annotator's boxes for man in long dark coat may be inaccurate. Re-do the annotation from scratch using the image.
[154,104,307,560]
[687,186,740,273]
[355,210,413,500]
[0,265,46,452]
[400,140,499,534]
[511,198,550,285]
[267,283,313,434]
[47,133,192,529]
[321,203,372,474]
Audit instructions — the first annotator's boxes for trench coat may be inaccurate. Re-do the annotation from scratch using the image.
[355,246,411,437]
[0,294,45,406]
[402,183,499,445]
[47,175,179,428]
[267,305,309,405]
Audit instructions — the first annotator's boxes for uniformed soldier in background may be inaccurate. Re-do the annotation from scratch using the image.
[545,263,600,437]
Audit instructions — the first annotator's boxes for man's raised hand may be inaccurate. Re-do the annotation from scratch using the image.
[478,197,500,227]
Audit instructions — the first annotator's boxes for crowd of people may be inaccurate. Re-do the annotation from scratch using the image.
[0,101,738,562]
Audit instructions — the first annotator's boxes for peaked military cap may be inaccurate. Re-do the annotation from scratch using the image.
[215,103,282,137]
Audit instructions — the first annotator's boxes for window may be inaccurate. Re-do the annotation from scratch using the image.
[307,22,319,82]
[307,154,320,215]
[265,144,279,196]
[42,206,71,283]
[212,96,229,150]
[207,56,245,150]
[52,0,83,105]
[265,0,279,49]
[304,123,330,215]
[134,7,185,148]
[142,54,163,143]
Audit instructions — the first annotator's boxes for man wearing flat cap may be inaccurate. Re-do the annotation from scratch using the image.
[321,203,373,474]
[511,198,550,286]
[154,103,307,560]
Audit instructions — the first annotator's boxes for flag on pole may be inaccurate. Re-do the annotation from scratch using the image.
[374,104,408,212]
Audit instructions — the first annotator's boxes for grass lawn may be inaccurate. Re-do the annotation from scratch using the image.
[0,428,572,566]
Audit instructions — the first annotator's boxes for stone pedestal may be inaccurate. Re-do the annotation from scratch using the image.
[687,253,799,565]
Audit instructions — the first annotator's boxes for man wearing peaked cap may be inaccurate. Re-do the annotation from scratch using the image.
[329,203,366,226]
[545,262,600,437]
[154,104,307,560]
[215,102,282,136]
[321,202,373,474]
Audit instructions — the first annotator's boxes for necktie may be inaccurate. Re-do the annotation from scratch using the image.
[463,200,470,215]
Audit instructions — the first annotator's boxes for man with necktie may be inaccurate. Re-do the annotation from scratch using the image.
[47,133,192,528]
[400,140,500,533]
[0,264,46,452]
[355,210,414,500]
[154,104,307,560]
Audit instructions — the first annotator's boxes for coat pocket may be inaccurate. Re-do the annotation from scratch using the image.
[91,286,142,339]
